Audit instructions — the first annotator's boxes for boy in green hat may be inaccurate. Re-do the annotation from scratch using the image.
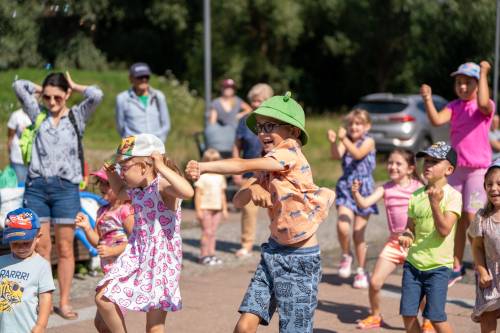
[186,92,335,333]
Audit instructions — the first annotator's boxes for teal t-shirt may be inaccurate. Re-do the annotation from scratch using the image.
[406,184,462,270]
[138,95,149,108]
[0,253,55,333]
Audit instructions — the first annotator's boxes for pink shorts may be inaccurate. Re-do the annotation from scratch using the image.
[379,237,408,265]
[448,166,486,214]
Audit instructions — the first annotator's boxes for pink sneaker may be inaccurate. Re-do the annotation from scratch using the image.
[353,272,369,289]
[338,254,353,278]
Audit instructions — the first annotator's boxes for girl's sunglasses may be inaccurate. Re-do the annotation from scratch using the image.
[255,122,288,134]
[42,94,65,104]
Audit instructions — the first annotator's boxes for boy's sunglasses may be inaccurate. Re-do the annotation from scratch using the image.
[136,75,150,81]
[42,94,64,104]
[255,122,288,134]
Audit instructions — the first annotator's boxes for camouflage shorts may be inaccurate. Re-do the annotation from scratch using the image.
[238,239,322,333]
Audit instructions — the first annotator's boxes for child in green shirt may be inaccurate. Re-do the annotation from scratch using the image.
[399,142,462,333]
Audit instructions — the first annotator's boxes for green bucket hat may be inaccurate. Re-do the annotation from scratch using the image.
[246,91,309,145]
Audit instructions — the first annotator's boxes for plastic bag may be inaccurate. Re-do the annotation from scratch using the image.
[0,166,18,189]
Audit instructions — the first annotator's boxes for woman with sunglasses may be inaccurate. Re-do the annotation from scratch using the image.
[12,71,103,320]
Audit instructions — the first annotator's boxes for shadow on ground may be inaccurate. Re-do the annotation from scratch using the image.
[182,238,261,263]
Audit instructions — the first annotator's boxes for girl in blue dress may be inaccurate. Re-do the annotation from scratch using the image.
[328,109,378,289]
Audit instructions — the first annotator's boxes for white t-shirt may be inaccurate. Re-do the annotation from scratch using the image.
[7,109,32,165]
[194,173,227,210]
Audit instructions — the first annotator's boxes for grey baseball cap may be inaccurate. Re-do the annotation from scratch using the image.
[129,62,151,78]
[416,141,457,168]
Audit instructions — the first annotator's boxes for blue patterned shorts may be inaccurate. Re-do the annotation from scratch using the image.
[238,239,322,333]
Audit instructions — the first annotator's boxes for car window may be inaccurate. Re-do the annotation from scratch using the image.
[417,99,447,112]
[355,101,407,114]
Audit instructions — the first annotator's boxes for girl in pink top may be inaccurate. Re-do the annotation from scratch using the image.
[351,150,424,330]
[421,61,496,283]
[75,168,134,333]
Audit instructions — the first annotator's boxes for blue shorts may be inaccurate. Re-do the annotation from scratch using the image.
[238,239,322,333]
[400,262,451,322]
[23,177,81,224]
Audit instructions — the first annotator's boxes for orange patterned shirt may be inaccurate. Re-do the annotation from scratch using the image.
[256,139,335,245]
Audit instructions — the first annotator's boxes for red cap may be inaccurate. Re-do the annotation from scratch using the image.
[222,78,236,89]
[90,168,108,182]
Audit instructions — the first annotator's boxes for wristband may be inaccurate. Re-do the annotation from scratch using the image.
[402,230,414,240]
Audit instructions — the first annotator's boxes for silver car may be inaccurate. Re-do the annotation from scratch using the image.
[354,93,449,153]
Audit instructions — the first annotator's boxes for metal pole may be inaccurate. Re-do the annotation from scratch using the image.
[494,0,500,108]
[203,0,212,121]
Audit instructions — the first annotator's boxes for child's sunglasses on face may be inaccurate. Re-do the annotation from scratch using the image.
[42,94,64,104]
[255,122,288,134]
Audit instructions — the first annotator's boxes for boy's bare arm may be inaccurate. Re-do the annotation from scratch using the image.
[428,187,458,237]
[33,292,52,332]
[233,177,272,208]
[186,157,283,180]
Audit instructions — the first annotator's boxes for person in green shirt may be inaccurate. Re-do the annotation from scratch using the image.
[399,141,462,333]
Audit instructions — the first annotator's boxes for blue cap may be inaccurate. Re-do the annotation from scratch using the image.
[3,208,40,244]
[416,141,457,168]
[129,62,151,78]
[450,62,480,80]
[488,158,500,172]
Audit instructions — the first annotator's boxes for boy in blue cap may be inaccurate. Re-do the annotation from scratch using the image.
[399,142,462,333]
[0,208,55,333]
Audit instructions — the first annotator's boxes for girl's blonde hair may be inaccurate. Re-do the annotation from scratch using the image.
[202,148,222,162]
[480,166,500,218]
[247,83,274,102]
[344,108,371,126]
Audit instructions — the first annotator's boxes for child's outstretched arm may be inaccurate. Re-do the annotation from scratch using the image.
[471,236,492,289]
[478,61,494,116]
[152,152,194,200]
[327,129,346,160]
[420,84,451,126]
[104,162,131,201]
[185,157,284,180]
[427,186,458,237]
[351,180,384,209]
[337,127,375,160]
[75,212,99,247]
[233,177,272,208]
[32,291,52,333]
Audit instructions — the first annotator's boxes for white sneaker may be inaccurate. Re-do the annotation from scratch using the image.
[235,248,252,258]
[353,272,369,289]
[338,254,353,278]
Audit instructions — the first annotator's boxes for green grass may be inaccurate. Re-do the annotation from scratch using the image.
[0,68,388,187]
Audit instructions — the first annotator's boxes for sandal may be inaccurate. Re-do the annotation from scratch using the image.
[54,305,79,320]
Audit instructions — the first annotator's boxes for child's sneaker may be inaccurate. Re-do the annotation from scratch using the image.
[448,265,465,287]
[235,248,252,258]
[353,269,369,289]
[338,254,353,278]
[356,315,382,329]
[421,320,436,333]
[199,256,214,265]
[210,256,223,265]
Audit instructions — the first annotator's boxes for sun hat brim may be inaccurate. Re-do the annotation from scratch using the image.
[246,106,309,145]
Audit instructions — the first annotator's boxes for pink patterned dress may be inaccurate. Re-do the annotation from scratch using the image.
[97,177,183,312]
